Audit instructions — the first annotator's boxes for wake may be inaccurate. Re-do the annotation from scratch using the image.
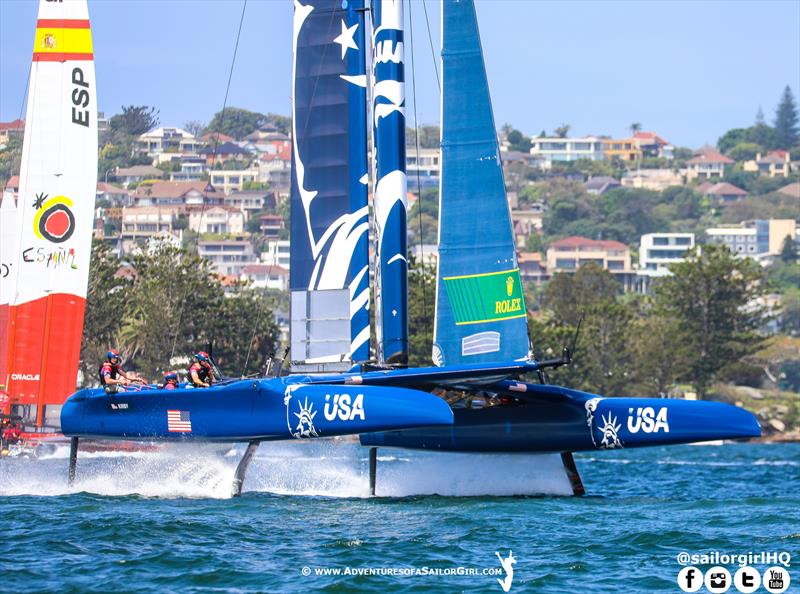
[0,440,574,499]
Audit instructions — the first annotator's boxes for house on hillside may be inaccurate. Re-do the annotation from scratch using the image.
[546,235,635,290]
[115,165,166,188]
[132,180,225,207]
[685,148,733,181]
[703,182,747,203]
[743,150,792,178]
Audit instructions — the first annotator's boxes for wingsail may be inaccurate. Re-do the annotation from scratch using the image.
[4,0,97,427]
[289,0,371,367]
[432,0,529,367]
[371,0,408,364]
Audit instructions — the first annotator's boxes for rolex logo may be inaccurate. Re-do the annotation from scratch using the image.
[506,276,514,297]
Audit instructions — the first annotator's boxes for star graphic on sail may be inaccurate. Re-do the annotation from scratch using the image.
[334,19,358,59]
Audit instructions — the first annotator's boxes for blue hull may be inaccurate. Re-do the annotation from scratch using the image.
[360,384,761,452]
[61,378,453,441]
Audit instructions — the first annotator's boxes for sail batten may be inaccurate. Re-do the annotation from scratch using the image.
[433,0,529,367]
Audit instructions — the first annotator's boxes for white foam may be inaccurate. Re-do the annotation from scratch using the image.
[0,441,574,499]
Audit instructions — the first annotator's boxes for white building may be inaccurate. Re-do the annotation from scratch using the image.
[187,206,245,235]
[639,233,695,276]
[198,239,257,276]
[209,168,260,195]
[261,239,291,270]
[406,147,440,189]
[136,127,199,160]
[529,136,605,169]
[240,264,289,291]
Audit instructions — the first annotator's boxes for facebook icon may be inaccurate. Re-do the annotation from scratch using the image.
[678,566,702,592]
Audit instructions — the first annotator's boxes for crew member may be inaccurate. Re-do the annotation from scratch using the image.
[188,352,214,388]
[163,371,179,390]
[99,349,135,392]
[3,421,21,445]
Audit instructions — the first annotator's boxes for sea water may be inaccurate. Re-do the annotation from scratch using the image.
[1,442,798,593]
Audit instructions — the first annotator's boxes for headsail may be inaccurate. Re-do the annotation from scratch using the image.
[4,0,98,426]
[290,0,371,367]
[370,0,408,364]
[0,190,20,401]
[432,0,529,366]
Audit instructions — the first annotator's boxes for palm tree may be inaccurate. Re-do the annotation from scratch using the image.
[630,122,642,136]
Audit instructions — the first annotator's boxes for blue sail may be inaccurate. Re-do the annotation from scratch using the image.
[432,0,529,366]
[371,0,408,364]
[290,0,370,365]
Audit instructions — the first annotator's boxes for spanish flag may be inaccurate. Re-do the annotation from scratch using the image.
[33,19,93,61]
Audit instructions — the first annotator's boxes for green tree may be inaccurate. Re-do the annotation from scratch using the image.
[653,245,768,398]
[505,126,532,152]
[206,107,266,140]
[542,264,619,328]
[780,236,798,263]
[773,85,799,149]
[406,124,441,149]
[109,105,160,137]
[213,286,280,376]
[554,124,571,138]
[630,314,689,397]
[79,241,132,386]
[630,122,642,136]
[727,142,762,162]
[407,256,436,367]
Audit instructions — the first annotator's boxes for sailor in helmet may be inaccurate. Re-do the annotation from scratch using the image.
[162,371,180,390]
[99,349,136,393]
[188,351,215,388]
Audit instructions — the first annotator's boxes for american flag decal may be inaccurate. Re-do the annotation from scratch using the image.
[167,409,192,433]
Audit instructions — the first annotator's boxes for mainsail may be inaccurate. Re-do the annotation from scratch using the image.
[432,0,529,367]
[290,0,371,366]
[3,0,98,426]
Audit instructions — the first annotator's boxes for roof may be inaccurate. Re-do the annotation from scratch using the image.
[96,182,128,195]
[241,264,289,276]
[0,119,24,131]
[116,165,165,177]
[550,235,629,251]
[200,131,235,144]
[633,131,669,146]
[258,213,284,222]
[695,181,714,194]
[5,175,19,189]
[259,144,291,161]
[777,182,800,199]
[133,180,224,199]
[185,204,243,214]
[517,251,543,263]
[757,153,788,165]
[198,141,250,156]
[138,127,194,140]
[704,182,746,196]
[687,149,734,165]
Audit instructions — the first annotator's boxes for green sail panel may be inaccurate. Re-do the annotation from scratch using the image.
[432,0,530,366]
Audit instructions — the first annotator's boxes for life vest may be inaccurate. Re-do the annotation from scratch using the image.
[188,362,212,386]
[99,362,120,385]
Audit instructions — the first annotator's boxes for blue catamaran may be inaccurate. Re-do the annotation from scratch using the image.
[60,0,760,495]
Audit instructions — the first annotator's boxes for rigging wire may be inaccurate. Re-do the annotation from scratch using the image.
[169,0,248,361]
[421,0,440,93]
[407,0,432,342]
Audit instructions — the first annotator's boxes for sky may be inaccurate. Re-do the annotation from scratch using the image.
[1,0,799,149]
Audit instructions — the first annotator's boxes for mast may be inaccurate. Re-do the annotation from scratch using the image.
[370,0,408,365]
[4,0,98,426]
[432,0,529,366]
[289,0,371,369]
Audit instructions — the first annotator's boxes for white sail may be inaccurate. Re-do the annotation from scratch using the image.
[4,0,97,426]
